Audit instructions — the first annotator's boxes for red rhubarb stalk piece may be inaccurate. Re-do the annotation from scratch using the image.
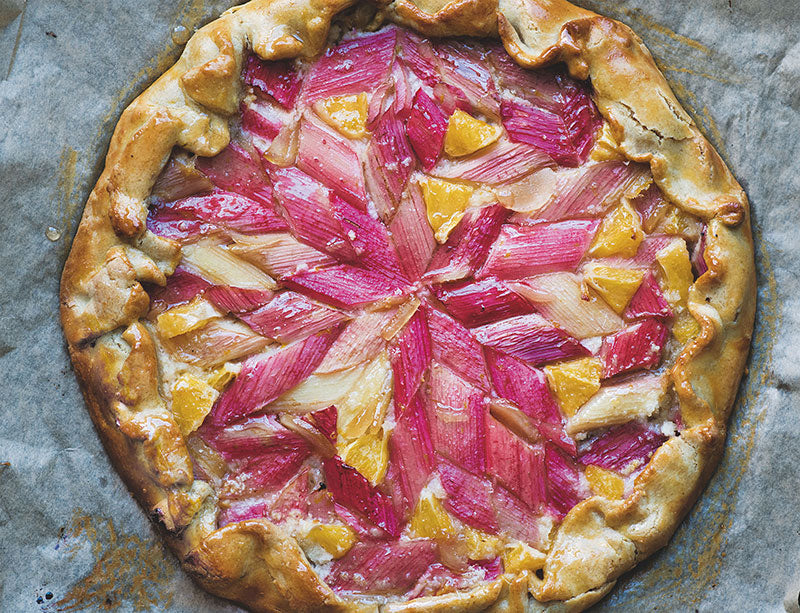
[427,364,487,473]
[479,220,599,280]
[485,349,576,454]
[438,458,498,534]
[391,310,432,409]
[432,138,552,185]
[424,204,509,283]
[426,306,490,390]
[243,54,302,108]
[430,277,532,328]
[204,285,274,314]
[578,421,668,472]
[544,443,587,520]
[485,415,547,509]
[147,266,210,313]
[210,328,340,426]
[296,116,368,210]
[301,29,396,104]
[195,143,275,208]
[326,539,438,594]
[323,455,401,537]
[389,183,437,280]
[239,291,349,343]
[474,314,589,366]
[623,272,673,319]
[600,318,669,378]
[388,391,436,512]
[406,89,448,171]
[287,264,407,309]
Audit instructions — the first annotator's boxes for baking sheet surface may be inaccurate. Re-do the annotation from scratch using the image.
[0,0,797,610]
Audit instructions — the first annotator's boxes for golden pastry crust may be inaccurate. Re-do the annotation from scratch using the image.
[60,0,755,610]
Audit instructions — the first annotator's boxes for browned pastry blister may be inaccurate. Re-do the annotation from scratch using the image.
[60,0,755,610]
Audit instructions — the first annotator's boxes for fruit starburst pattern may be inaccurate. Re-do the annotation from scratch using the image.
[146,26,706,599]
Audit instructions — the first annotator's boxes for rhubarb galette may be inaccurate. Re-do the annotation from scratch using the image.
[60,0,754,611]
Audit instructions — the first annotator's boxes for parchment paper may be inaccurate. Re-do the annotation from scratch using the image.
[0,1,796,611]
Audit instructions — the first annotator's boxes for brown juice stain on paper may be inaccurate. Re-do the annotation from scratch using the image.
[49,509,176,612]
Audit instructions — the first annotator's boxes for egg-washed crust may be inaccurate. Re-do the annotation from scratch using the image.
[59,0,755,610]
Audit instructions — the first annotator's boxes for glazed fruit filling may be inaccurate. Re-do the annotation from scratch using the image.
[145,25,706,599]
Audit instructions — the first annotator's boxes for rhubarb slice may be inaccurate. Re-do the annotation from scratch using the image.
[427,363,487,473]
[151,191,287,235]
[391,310,432,409]
[288,264,407,309]
[485,349,575,454]
[317,309,395,373]
[479,220,598,280]
[536,161,649,221]
[431,277,532,327]
[623,272,673,320]
[432,138,552,185]
[229,233,337,280]
[579,421,668,472]
[567,374,667,436]
[433,41,500,116]
[302,29,396,104]
[204,285,273,314]
[438,458,498,534]
[426,306,489,390]
[406,89,449,171]
[366,112,415,211]
[269,165,357,260]
[322,455,401,537]
[243,55,302,108]
[424,204,509,283]
[326,539,438,594]
[210,329,340,426]
[485,415,546,509]
[600,319,669,379]
[474,314,589,366]
[161,319,269,368]
[544,443,587,520]
[296,116,368,210]
[195,143,274,208]
[389,184,437,279]
[513,272,623,339]
[148,267,211,314]
[388,391,436,512]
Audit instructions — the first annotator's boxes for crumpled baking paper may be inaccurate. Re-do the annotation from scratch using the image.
[0,0,797,610]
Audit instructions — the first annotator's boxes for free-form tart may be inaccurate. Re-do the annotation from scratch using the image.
[60,0,755,610]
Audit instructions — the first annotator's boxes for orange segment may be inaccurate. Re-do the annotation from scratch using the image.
[656,240,701,344]
[584,265,645,314]
[314,93,368,138]
[410,493,458,540]
[338,427,390,486]
[545,358,602,417]
[588,201,644,258]
[444,110,501,157]
[156,297,221,339]
[420,177,474,243]
[585,465,625,499]
[301,524,357,559]
[170,373,219,436]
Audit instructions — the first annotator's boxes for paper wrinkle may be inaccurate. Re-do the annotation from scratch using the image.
[0,0,797,611]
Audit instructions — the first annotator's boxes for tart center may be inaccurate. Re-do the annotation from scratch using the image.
[145,25,705,599]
